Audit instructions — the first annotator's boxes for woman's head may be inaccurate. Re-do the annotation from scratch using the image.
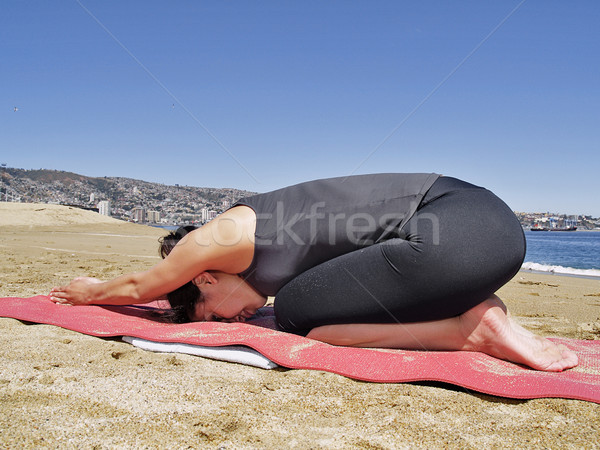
[159,225,200,323]
[190,271,267,322]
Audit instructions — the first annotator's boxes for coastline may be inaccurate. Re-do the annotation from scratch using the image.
[521,269,600,281]
[1,203,599,447]
[526,228,600,232]
[520,266,600,280]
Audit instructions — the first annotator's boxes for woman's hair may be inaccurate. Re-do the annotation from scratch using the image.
[158,225,201,323]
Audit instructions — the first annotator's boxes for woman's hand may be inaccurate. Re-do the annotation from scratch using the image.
[50,277,103,305]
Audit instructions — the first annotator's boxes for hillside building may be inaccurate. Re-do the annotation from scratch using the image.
[147,210,161,223]
[132,207,146,223]
[98,200,111,216]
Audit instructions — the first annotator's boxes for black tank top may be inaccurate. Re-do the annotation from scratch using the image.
[233,173,440,296]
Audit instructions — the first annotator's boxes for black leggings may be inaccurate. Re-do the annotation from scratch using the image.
[274,177,526,335]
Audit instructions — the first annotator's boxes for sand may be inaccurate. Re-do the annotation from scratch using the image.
[0,202,599,448]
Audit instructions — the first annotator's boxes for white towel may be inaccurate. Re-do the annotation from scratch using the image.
[122,336,278,370]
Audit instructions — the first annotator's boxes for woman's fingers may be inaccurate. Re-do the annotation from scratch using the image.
[48,277,102,305]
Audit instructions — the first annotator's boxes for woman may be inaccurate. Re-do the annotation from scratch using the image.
[50,173,578,372]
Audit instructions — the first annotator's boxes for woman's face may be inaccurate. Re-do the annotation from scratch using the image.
[192,272,267,323]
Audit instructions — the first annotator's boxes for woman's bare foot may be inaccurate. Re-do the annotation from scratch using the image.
[458,295,579,372]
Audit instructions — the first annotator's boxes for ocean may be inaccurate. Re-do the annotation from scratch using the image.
[522,230,600,278]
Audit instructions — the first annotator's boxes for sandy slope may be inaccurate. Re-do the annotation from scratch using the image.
[0,202,129,227]
[0,203,599,448]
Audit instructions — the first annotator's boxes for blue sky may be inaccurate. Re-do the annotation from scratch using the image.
[2,1,599,215]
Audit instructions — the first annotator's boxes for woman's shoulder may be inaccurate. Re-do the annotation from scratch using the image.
[220,204,256,224]
[203,205,256,247]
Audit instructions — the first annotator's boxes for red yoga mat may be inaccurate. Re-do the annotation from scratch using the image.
[1,295,599,403]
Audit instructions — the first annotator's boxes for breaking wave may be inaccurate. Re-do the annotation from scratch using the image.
[521,262,600,278]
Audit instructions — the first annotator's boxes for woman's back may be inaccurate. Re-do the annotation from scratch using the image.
[234,173,439,295]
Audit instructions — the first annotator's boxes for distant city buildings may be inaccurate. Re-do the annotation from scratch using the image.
[131,207,145,223]
[515,212,599,230]
[200,207,208,223]
[147,210,161,223]
[200,207,218,223]
[98,200,111,216]
[4,167,600,229]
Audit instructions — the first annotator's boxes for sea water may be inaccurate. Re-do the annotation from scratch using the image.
[522,231,600,278]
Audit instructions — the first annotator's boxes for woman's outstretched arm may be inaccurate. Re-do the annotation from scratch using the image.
[50,206,256,306]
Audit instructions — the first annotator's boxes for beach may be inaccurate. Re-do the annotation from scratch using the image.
[1,202,599,448]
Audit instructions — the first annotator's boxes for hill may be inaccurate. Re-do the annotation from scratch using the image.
[0,202,133,227]
[0,167,255,224]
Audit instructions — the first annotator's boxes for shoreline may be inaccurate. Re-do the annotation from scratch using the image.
[526,228,600,232]
[520,267,600,280]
